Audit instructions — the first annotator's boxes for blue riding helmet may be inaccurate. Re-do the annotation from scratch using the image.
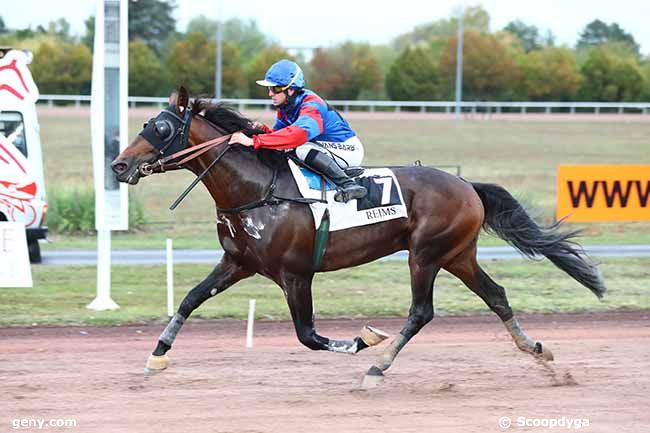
[256,59,305,90]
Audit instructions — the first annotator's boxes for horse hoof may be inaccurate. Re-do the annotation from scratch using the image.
[361,366,384,389]
[534,342,554,362]
[360,325,390,347]
[144,354,170,376]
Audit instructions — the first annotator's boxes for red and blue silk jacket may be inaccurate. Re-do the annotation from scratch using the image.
[252,90,356,150]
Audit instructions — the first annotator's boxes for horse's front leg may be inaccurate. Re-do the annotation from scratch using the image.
[145,253,254,375]
[281,273,388,354]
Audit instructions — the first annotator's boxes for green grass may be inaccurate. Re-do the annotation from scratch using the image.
[2,257,647,326]
[38,109,650,249]
[40,223,650,251]
[18,110,648,327]
[45,186,147,234]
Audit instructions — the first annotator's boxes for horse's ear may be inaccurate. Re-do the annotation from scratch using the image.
[168,90,178,106]
[177,86,190,114]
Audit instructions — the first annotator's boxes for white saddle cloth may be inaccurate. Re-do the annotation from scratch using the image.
[287,159,408,231]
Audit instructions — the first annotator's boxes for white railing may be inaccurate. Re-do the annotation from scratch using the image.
[38,94,650,114]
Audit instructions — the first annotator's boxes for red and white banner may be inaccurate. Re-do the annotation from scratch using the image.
[0,50,39,105]
[0,135,44,228]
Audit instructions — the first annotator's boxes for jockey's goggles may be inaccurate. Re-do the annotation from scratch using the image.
[268,85,289,95]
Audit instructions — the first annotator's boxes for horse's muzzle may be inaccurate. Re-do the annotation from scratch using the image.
[111,157,141,184]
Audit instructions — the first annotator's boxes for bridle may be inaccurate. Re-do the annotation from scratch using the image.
[138,105,232,176]
[136,104,234,209]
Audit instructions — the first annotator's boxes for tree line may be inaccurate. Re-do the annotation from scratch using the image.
[1,2,649,102]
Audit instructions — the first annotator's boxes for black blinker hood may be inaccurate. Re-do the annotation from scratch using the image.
[139,104,192,156]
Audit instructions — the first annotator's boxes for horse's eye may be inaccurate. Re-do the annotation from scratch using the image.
[154,120,173,140]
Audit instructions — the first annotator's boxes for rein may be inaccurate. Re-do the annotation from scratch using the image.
[139,134,233,175]
[138,107,327,212]
[168,140,234,210]
[162,134,325,212]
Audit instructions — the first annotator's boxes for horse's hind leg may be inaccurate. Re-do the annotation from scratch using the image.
[363,257,440,385]
[145,253,254,375]
[444,243,554,361]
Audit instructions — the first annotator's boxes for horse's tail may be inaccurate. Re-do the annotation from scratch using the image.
[471,182,606,298]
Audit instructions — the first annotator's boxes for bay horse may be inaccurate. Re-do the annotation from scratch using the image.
[111,87,605,385]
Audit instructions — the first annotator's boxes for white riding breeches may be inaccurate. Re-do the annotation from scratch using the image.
[295,136,364,168]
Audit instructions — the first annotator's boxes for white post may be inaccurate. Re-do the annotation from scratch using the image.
[166,239,174,317]
[88,0,127,311]
[88,229,119,310]
[246,299,256,348]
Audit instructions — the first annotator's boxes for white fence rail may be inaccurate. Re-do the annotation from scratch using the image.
[39,94,650,114]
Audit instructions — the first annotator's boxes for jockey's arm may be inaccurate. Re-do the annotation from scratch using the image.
[253,103,325,150]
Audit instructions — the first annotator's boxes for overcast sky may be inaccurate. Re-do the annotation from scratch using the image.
[4,0,650,54]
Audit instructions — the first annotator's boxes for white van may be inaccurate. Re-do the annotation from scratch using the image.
[0,48,48,262]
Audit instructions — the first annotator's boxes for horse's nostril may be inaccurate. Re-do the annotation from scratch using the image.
[112,161,129,174]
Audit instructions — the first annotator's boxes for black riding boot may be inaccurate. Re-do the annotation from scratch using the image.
[305,149,367,203]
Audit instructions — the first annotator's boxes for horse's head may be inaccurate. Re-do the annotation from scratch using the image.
[111,87,194,184]
[113,87,267,186]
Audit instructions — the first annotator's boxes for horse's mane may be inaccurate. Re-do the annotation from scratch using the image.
[191,98,285,168]
[192,99,265,136]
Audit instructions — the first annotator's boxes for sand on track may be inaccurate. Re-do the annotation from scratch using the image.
[1,311,649,433]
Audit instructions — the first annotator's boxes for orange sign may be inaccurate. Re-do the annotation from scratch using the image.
[557,165,650,222]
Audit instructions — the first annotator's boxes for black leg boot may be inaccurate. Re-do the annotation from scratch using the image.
[305,149,367,203]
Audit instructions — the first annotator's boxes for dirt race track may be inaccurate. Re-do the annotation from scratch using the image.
[1,311,649,433]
